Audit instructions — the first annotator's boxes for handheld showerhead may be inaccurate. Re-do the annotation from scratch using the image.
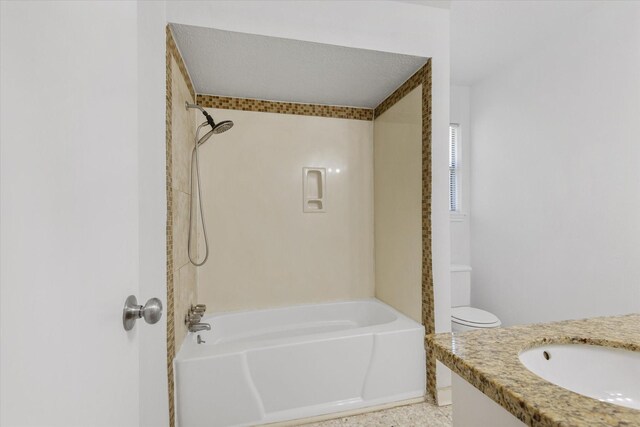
[212,120,233,134]
[185,103,235,267]
[194,120,234,147]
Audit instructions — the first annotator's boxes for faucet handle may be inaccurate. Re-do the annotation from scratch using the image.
[185,313,202,325]
[186,303,208,328]
[190,305,206,317]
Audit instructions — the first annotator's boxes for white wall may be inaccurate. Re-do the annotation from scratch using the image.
[450,85,471,266]
[166,0,452,387]
[197,109,374,312]
[469,2,640,327]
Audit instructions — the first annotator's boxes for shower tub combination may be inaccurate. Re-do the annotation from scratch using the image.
[174,299,425,427]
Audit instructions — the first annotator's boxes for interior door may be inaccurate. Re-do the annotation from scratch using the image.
[0,2,167,426]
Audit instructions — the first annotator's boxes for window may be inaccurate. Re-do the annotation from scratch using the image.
[449,124,460,212]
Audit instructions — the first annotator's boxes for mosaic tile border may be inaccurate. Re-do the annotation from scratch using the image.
[165,26,175,427]
[167,26,195,100]
[421,61,436,404]
[373,60,435,402]
[374,62,429,119]
[166,25,195,427]
[196,94,374,121]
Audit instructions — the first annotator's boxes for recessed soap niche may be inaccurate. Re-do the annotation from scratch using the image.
[303,167,326,213]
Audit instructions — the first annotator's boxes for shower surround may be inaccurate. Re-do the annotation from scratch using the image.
[166,26,435,424]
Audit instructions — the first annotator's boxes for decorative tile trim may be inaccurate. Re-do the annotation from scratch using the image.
[374,63,429,119]
[166,25,196,427]
[165,26,175,427]
[420,61,436,403]
[167,25,195,101]
[196,94,374,121]
[373,60,435,402]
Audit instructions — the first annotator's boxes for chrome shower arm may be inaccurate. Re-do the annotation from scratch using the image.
[185,102,206,113]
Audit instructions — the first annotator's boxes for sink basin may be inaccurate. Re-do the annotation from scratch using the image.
[519,344,640,410]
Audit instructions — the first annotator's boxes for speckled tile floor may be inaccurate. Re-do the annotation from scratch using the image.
[303,402,452,427]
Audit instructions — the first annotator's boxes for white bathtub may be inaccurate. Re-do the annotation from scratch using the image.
[174,299,425,427]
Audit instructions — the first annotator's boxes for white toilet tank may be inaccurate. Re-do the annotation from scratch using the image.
[450,264,472,307]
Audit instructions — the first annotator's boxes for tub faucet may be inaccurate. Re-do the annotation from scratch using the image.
[185,304,212,333]
[189,323,211,332]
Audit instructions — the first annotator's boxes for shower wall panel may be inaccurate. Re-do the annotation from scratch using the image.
[373,86,423,323]
[169,52,198,349]
[196,108,375,313]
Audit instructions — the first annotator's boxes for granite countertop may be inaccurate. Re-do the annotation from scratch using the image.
[428,314,640,427]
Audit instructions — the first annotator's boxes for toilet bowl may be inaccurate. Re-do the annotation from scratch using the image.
[451,306,501,332]
[450,265,502,332]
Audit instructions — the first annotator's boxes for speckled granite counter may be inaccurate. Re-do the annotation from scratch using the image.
[428,314,640,427]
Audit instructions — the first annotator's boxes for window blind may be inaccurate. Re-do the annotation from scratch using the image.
[449,124,460,212]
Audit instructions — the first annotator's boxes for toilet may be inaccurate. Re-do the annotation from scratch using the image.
[450,265,501,332]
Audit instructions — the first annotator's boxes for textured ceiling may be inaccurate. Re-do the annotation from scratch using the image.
[171,24,428,109]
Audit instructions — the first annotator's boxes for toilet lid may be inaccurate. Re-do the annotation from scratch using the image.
[451,306,501,328]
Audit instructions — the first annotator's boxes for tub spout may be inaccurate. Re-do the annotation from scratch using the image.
[189,322,211,333]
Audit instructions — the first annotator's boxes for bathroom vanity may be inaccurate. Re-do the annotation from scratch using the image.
[429,314,640,427]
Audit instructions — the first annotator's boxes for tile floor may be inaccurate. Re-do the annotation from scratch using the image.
[304,402,452,427]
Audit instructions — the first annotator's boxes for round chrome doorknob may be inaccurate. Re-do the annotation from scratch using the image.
[123,295,163,331]
[142,298,163,325]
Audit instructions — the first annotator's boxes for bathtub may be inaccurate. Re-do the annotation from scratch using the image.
[174,299,425,427]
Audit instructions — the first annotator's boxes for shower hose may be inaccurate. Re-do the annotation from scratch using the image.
[188,122,210,266]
